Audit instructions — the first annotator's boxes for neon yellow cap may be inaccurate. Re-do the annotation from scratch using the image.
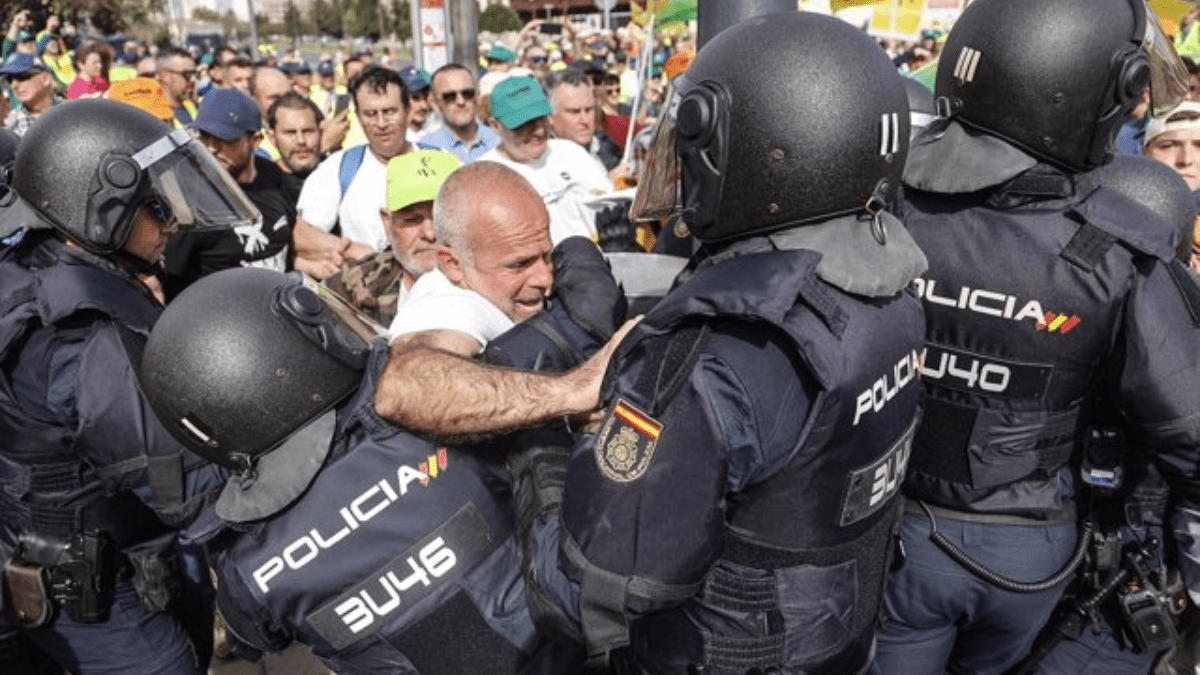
[386,150,462,212]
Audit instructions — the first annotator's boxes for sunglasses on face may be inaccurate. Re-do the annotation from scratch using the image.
[528,56,548,63]
[144,197,174,224]
[7,70,40,83]
[439,88,476,104]
[163,68,199,80]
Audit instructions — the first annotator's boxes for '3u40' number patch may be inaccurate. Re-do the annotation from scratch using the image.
[593,398,662,483]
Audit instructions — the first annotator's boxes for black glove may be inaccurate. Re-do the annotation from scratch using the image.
[551,236,628,342]
[595,204,642,253]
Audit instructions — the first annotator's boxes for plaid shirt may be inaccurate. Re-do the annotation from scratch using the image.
[5,96,61,137]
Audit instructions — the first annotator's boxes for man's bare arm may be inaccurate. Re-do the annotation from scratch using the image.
[373,319,638,437]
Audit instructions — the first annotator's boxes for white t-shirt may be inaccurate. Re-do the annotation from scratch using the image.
[296,146,389,250]
[388,268,514,350]
[480,139,612,244]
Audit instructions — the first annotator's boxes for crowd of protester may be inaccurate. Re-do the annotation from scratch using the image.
[0,3,1199,675]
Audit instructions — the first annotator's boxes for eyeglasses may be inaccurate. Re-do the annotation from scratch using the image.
[527,56,548,64]
[7,70,41,83]
[162,68,199,80]
[439,88,476,104]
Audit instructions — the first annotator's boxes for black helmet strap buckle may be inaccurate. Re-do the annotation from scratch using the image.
[863,180,891,245]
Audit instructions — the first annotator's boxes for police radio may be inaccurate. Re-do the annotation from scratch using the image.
[1116,536,1181,654]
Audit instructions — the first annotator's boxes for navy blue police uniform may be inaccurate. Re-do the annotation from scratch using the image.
[192,344,572,675]
[0,234,228,675]
[559,238,927,675]
[871,146,1200,675]
[185,239,625,675]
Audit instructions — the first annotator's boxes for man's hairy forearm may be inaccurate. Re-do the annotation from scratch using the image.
[373,343,597,437]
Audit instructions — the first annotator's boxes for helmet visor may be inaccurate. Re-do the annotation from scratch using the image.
[630,83,682,223]
[1140,1,1189,116]
[132,128,260,230]
[298,273,390,344]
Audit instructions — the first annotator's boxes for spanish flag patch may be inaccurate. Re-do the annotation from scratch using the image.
[593,398,662,483]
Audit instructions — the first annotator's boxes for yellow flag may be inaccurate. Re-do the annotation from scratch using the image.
[1150,0,1192,25]
[870,0,924,39]
[831,0,887,10]
[630,0,674,26]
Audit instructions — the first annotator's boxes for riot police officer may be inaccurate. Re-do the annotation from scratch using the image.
[556,12,927,674]
[140,261,624,675]
[0,99,260,674]
[1014,156,1197,675]
[870,1,1200,674]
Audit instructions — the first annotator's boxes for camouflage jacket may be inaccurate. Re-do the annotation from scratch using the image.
[323,251,406,327]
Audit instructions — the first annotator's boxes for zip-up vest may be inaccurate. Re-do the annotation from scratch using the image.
[0,244,169,549]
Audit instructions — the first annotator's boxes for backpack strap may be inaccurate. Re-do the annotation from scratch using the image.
[338,145,367,198]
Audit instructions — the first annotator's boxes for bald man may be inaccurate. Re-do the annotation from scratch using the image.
[374,161,633,437]
[388,161,554,355]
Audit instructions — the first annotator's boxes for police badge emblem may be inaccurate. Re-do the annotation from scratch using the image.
[594,398,661,482]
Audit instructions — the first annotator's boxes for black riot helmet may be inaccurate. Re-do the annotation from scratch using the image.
[935,0,1187,172]
[1075,153,1198,262]
[631,11,909,242]
[7,99,258,254]
[140,268,384,474]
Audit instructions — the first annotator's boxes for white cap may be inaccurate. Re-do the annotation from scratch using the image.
[1144,100,1200,146]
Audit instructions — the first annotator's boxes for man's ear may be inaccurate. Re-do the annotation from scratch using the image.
[438,244,465,284]
[251,130,264,146]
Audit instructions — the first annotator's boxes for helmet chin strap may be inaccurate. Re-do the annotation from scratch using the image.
[57,233,165,284]
[111,249,165,278]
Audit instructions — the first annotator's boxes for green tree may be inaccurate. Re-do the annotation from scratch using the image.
[346,0,382,39]
[389,0,410,40]
[284,0,305,38]
[193,7,221,22]
[311,0,343,38]
[479,2,521,33]
[84,0,165,35]
[222,9,239,39]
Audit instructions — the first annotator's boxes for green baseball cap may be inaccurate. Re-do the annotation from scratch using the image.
[490,76,551,130]
[386,150,461,212]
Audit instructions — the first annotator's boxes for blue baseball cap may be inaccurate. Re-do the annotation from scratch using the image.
[279,61,311,75]
[316,60,335,77]
[398,66,429,93]
[192,88,262,142]
[489,76,551,130]
[0,53,48,77]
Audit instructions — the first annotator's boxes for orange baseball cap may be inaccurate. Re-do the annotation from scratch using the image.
[107,77,173,123]
[663,51,693,81]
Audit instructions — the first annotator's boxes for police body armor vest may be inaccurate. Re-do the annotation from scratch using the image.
[899,174,1180,518]
[211,353,545,675]
[565,247,925,675]
[0,242,171,549]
